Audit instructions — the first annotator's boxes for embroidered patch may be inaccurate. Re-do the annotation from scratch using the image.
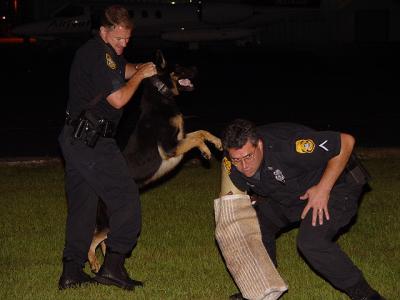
[105,53,116,70]
[295,139,315,153]
[223,157,232,175]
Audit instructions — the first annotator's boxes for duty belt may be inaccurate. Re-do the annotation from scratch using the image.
[66,110,115,138]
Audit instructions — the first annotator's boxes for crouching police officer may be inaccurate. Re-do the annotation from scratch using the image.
[58,5,157,290]
[221,119,385,300]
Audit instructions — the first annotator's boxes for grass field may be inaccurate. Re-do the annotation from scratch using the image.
[0,155,399,300]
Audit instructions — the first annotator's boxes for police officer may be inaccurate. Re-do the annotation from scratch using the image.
[58,5,157,290]
[221,119,384,300]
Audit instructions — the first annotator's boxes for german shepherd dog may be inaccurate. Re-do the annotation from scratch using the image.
[88,50,222,272]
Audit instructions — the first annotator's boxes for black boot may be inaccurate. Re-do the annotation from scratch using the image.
[58,257,93,290]
[94,249,143,290]
[344,278,386,300]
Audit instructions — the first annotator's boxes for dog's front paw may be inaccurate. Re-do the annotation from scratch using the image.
[215,138,223,151]
[206,135,222,151]
[201,151,212,160]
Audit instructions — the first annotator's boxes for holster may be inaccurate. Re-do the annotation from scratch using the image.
[67,110,115,148]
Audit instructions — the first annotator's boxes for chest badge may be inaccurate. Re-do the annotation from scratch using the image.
[273,169,285,183]
[105,53,116,70]
[295,139,315,154]
[223,157,232,175]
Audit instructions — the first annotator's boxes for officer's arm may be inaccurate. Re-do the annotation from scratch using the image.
[125,63,141,79]
[106,62,156,109]
[300,133,355,225]
[318,133,355,191]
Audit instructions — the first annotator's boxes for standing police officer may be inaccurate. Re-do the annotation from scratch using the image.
[221,119,384,300]
[58,5,157,290]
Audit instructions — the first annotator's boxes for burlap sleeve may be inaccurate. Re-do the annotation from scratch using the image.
[214,162,287,300]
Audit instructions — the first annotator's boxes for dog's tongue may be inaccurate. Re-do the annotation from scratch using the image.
[178,78,193,87]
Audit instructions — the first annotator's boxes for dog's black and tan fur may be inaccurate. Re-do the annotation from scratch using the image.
[88,50,222,272]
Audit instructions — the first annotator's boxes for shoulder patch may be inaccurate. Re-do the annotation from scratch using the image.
[223,157,232,175]
[105,53,116,70]
[295,139,315,154]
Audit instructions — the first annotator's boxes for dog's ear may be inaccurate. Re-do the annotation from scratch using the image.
[155,49,167,70]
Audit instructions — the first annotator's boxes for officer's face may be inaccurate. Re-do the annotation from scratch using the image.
[101,25,132,55]
[228,139,263,177]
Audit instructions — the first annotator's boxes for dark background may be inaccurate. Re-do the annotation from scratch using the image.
[1,39,399,158]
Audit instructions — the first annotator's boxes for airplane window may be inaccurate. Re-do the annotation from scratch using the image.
[53,5,85,18]
[155,10,162,19]
[141,10,148,18]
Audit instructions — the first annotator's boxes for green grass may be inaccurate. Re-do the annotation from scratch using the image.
[0,157,399,299]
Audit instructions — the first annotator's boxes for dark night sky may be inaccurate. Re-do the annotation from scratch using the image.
[1,0,399,157]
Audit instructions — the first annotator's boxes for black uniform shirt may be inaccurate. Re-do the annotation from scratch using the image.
[67,34,127,125]
[224,123,342,206]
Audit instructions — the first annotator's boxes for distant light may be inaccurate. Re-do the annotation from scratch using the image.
[1,16,6,21]
[180,27,185,31]
[13,0,18,13]
[73,20,79,24]
[0,37,37,44]
[171,1,176,4]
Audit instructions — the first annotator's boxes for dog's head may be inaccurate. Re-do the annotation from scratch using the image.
[151,49,197,96]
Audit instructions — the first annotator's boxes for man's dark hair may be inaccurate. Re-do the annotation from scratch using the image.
[221,119,259,149]
[101,5,134,30]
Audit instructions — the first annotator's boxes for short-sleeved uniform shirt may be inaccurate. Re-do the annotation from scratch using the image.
[67,34,127,125]
[224,123,345,207]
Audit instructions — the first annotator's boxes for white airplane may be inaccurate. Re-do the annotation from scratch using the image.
[10,0,327,48]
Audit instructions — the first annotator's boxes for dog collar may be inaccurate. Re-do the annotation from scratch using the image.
[149,76,174,98]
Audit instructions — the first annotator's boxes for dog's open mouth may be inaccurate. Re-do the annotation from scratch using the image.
[178,78,193,88]
[178,78,194,91]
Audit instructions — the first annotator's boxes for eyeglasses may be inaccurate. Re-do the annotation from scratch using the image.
[230,148,257,166]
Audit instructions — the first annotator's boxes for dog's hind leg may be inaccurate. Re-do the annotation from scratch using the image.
[88,228,109,273]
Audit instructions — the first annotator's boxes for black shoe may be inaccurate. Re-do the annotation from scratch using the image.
[229,292,247,300]
[345,278,386,300]
[364,292,386,300]
[94,249,143,290]
[58,257,94,290]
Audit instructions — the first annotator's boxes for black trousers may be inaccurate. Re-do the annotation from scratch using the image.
[255,185,364,290]
[58,126,141,265]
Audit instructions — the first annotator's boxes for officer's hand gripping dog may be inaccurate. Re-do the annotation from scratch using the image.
[87,50,222,272]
